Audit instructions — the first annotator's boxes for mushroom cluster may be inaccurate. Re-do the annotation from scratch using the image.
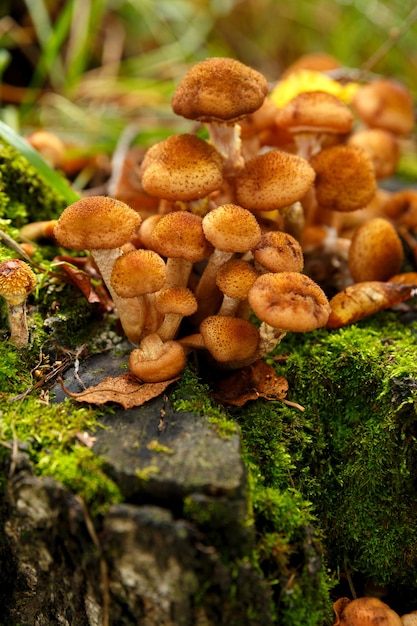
[52,55,416,382]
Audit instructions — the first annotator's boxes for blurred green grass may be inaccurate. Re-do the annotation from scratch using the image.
[0,0,416,150]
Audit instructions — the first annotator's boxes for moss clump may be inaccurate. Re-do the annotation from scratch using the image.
[0,392,122,518]
[0,139,68,227]
[263,312,417,606]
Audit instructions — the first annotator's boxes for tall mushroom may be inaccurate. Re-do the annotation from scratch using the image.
[195,203,261,321]
[0,259,37,348]
[53,196,143,344]
[171,57,269,175]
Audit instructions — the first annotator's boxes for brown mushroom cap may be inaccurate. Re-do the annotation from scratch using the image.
[335,596,402,626]
[129,333,186,382]
[248,272,330,332]
[310,145,376,212]
[352,78,415,135]
[110,249,166,298]
[0,259,37,306]
[347,128,400,180]
[235,150,315,212]
[155,287,198,316]
[171,57,269,123]
[202,204,261,252]
[216,259,259,300]
[140,134,223,201]
[150,211,213,262]
[348,217,404,282]
[200,315,259,363]
[275,90,354,135]
[252,231,304,273]
[54,196,142,250]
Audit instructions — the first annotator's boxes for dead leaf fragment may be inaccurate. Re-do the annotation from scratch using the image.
[327,280,417,329]
[60,373,179,409]
[212,359,290,407]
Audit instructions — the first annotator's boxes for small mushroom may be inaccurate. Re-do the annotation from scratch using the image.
[248,271,331,357]
[351,78,415,136]
[195,204,261,321]
[348,217,404,282]
[216,258,259,316]
[200,315,260,368]
[129,332,186,382]
[54,196,143,344]
[310,145,377,213]
[0,259,37,348]
[155,287,198,341]
[171,57,268,174]
[333,596,402,626]
[149,211,213,288]
[110,248,167,338]
[347,128,400,180]
[275,90,354,160]
[252,230,304,274]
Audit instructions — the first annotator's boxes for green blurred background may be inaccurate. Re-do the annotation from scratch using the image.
[0,0,416,144]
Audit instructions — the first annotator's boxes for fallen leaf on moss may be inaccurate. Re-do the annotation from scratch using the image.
[327,280,417,329]
[59,373,179,409]
[212,359,303,409]
[55,256,114,311]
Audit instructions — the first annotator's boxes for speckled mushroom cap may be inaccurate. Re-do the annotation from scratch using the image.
[310,145,376,212]
[216,259,259,300]
[235,150,315,212]
[140,134,223,201]
[248,271,330,332]
[347,128,400,180]
[252,231,304,273]
[0,259,37,306]
[54,196,142,250]
[171,57,269,123]
[333,596,403,626]
[275,90,354,134]
[150,211,213,262]
[155,287,198,316]
[110,249,166,298]
[348,217,404,282]
[200,315,259,363]
[202,204,261,252]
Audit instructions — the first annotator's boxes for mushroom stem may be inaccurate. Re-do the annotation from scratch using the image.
[8,302,30,348]
[207,122,244,175]
[91,248,144,344]
[194,248,234,322]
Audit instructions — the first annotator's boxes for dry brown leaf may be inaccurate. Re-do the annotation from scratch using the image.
[60,373,179,409]
[327,280,417,329]
[212,360,296,407]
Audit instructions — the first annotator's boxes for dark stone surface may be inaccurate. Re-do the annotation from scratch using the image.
[0,347,273,625]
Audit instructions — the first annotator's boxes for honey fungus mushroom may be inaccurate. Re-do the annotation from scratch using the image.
[199,315,260,368]
[54,196,143,344]
[129,333,186,383]
[332,596,402,626]
[309,145,377,213]
[275,90,354,160]
[139,134,223,213]
[171,57,269,174]
[0,259,37,348]
[248,271,331,357]
[348,217,404,282]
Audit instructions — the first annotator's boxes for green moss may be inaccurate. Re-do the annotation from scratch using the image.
[0,139,68,227]
[0,394,122,518]
[266,312,417,597]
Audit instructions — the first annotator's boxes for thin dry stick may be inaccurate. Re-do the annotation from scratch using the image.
[360,5,417,73]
